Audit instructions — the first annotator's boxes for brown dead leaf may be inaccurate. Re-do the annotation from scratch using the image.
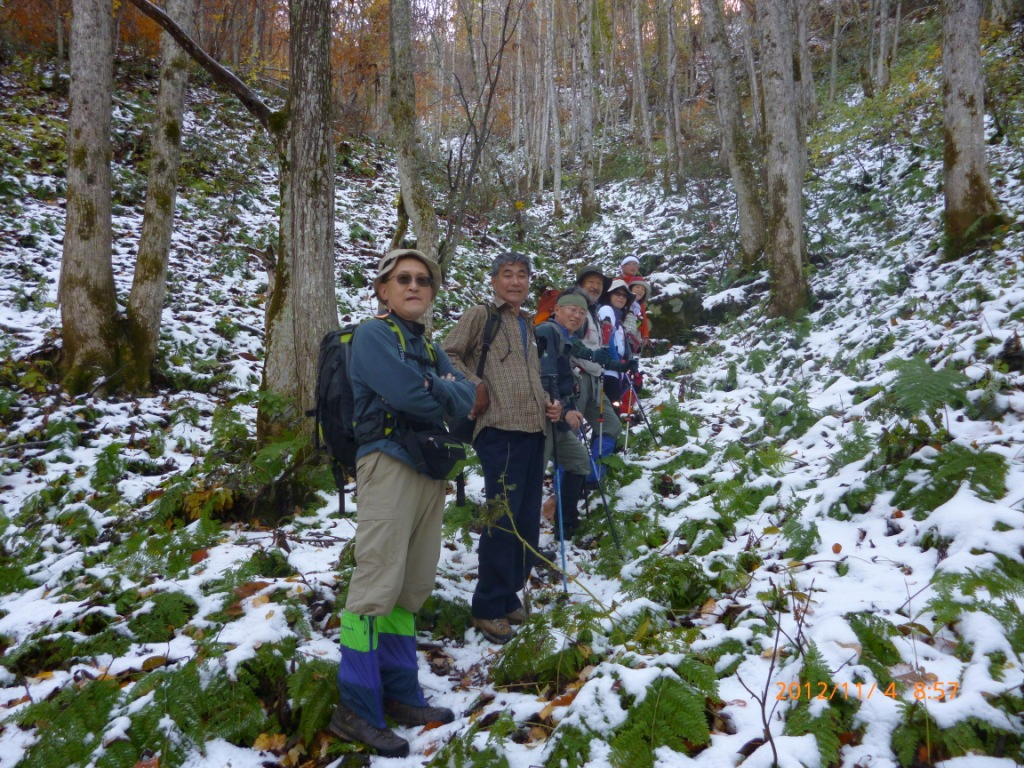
[252,594,271,608]
[190,549,208,564]
[132,757,160,768]
[253,732,288,752]
[235,581,272,599]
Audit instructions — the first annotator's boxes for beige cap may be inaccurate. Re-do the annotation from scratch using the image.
[373,249,442,300]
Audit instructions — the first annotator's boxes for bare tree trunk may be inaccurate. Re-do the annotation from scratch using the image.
[546,0,563,216]
[124,0,195,392]
[662,0,684,193]
[390,0,440,261]
[892,0,903,62]
[829,0,841,103]
[631,0,651,155]
[877,0,891,90]
[59,0,118,394]
[535,2,550,194]
[941,0,1003,254]
[513,36,523,163]
[287,0,335,419]
[700,0,764,269]
[740,1,761,136]
[990,0,1009,25]
[795,0,817,121]
[578,0,598,220]
[758,0,807,318]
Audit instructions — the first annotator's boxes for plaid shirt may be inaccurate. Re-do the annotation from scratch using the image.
[442,299,549,437]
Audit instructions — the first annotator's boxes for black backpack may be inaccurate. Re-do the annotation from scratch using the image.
[309,317,437,512]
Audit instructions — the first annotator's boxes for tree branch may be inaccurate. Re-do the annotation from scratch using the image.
[125,0,280,136]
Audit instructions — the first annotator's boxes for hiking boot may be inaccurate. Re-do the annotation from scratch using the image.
[329,702,410,758]
[385,700,455,726]
[472,616,514,644]
[506,607,526,625]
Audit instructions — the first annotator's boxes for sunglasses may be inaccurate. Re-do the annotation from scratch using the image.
[390,273,434,287]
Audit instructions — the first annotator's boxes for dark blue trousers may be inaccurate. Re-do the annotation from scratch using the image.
[472,428,545,619]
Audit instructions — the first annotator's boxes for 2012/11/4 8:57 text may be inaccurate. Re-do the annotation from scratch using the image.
[776,681,959,701]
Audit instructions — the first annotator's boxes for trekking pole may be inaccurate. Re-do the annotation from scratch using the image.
[623,377,631,457]
[576,429,624,557]
[627,376,660,448]
[541,374,569,594]
[549,423,570,594]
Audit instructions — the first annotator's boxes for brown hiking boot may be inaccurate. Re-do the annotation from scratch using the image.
[385,700,455,726]
[472,616,514,644]
[506,607,526,625]
[328,702,409,758]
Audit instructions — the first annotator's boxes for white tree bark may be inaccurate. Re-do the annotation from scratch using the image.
[631,0,652,154]
[740,1,761,135]
[59,0,118,393]
[125,0,195,391]
[546,0,563,216]
[877,0,891,90]
[758,0,807,318]
[578,0,598,220]
[389,0,439,261]
[942,0,1001,249]
[700,0,765,267]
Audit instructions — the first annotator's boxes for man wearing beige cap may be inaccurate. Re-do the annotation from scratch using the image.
[329,249,475,757]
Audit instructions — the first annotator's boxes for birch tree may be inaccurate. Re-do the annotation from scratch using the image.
[699,0,764,268]
[58,0,117,393]
[757,0,807,318]
[124,0,195,392]
[577,0,598,220]
[630,0,652,155]
[390,0,440,262]
[941,0,1003,255]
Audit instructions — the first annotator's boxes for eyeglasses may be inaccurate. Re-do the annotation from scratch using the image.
[390,273,434,287]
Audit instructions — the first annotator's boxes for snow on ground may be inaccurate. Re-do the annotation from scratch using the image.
[2,46,1024,768]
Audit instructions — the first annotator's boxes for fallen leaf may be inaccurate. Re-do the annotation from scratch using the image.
[253,732,288,752]
[235,581,272,599]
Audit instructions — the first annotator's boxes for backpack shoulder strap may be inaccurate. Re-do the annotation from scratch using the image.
[380,315,439,370]
[475,302,503,378]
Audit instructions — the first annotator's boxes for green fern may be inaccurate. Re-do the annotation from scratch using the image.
[288,658,338,746]
[847,613,902,666]
[128,590,198,644]
[92,441,127,494]
[891,703,1019,764]
[783,643,854,767]
[893,444,1008,517]
[491,605,595,691]
[928,555,1024,638]
[15,679,123,768]
[623,554,710,613]
[674,655,719,698]
[543,724,594,768]
[609,676,710,768]
[673,519,726,557]
[885,356,970,417]
[827,420,874,476]
[425,716,513,768]
[782,518,821,560]
[847,613,901,688]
